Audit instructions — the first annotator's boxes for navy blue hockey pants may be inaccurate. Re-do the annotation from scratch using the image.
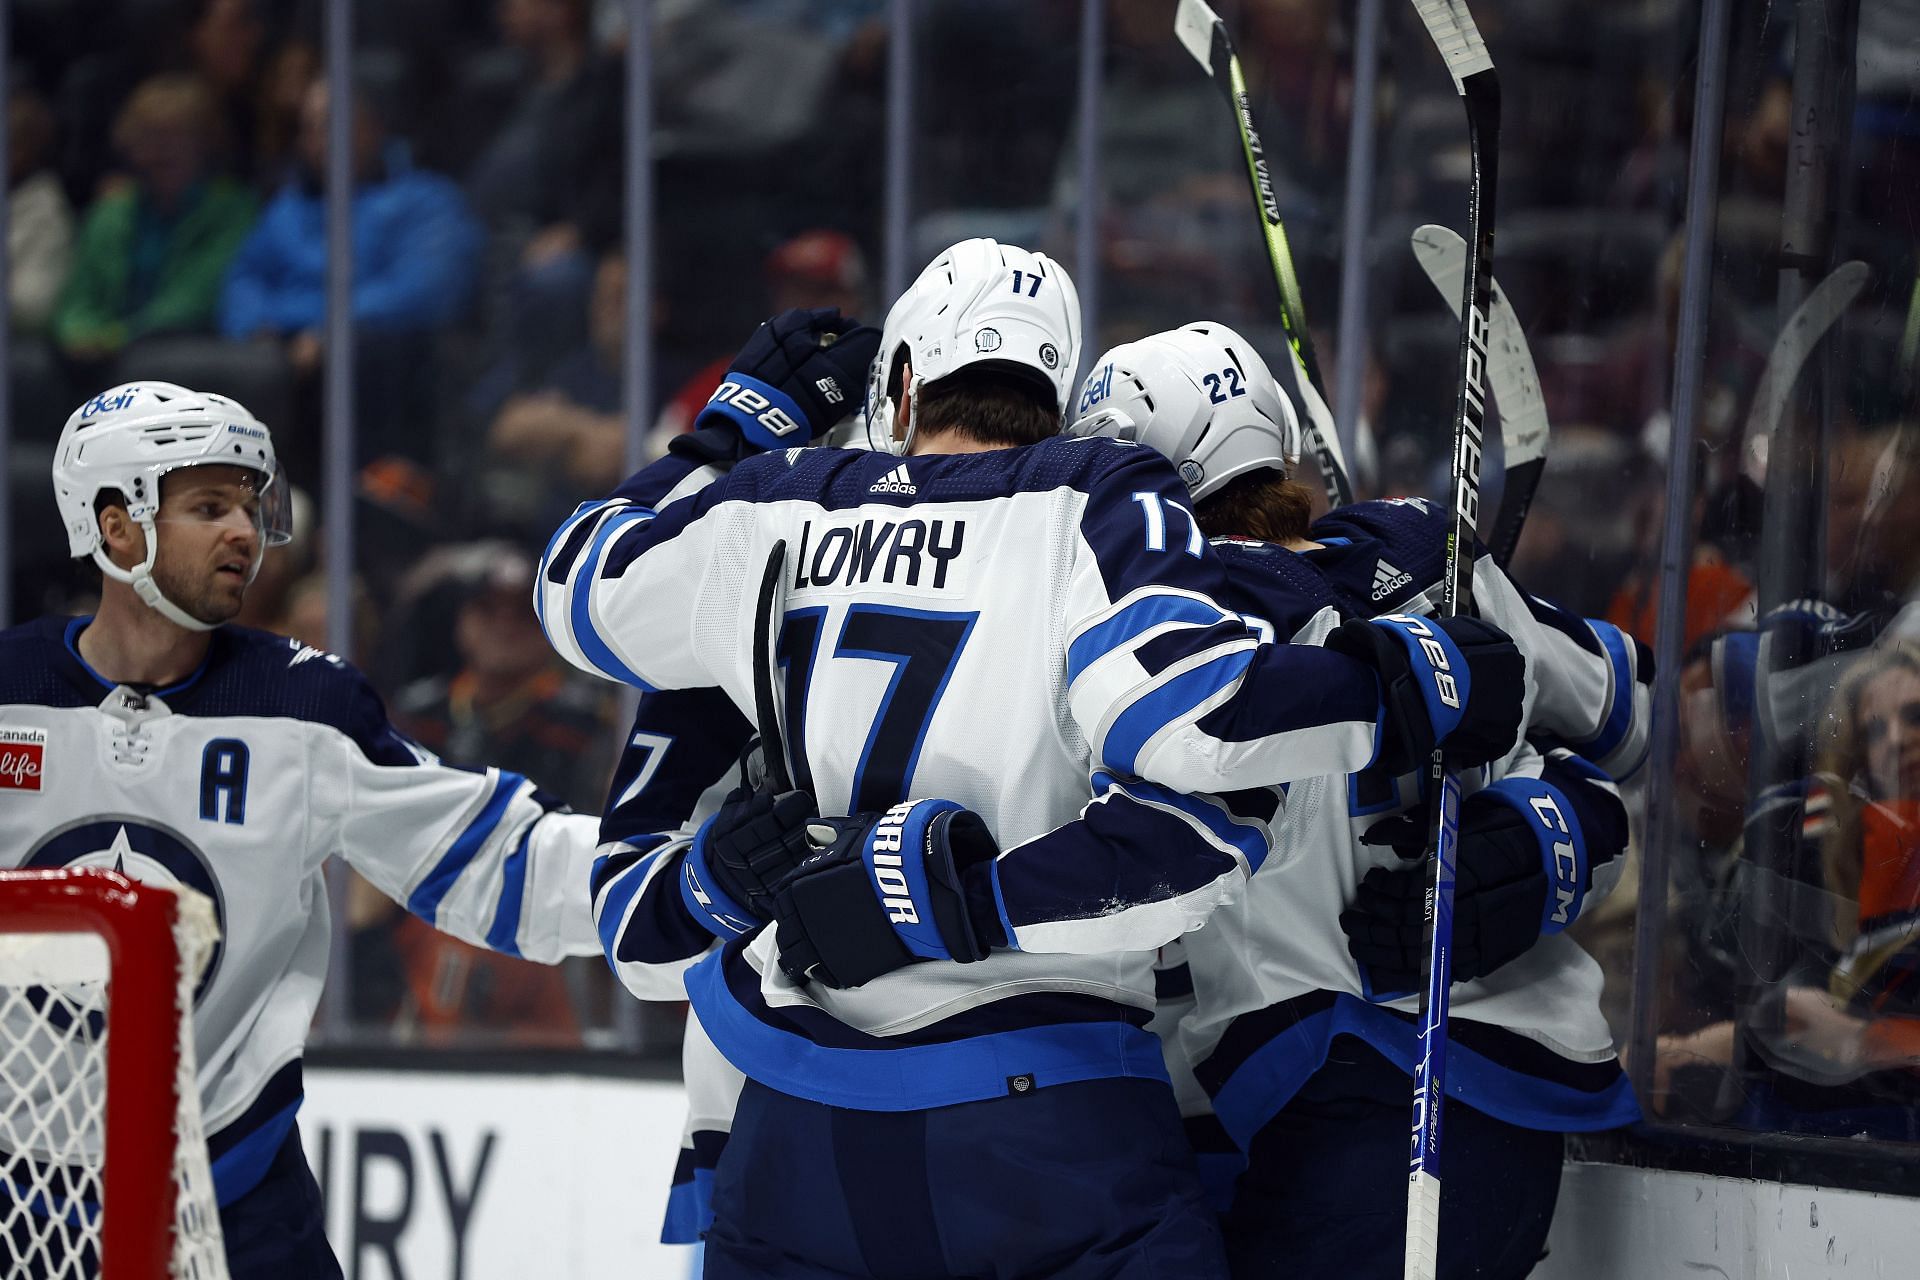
[704,1076,1228,1279]
[1221,1037,1564,1280]
[219,1124,342,1280]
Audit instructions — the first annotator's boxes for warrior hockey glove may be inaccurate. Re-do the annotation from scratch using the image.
[773,799,1000,989]
[674,307,882,467]
[1326,614,1525,776]
[679,788,825,939]
[1340,774,1606,994]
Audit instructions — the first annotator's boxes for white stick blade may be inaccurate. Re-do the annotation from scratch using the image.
[1410,224,1548,468]
[1173,0,1223,71]
[1410,0,1493,88]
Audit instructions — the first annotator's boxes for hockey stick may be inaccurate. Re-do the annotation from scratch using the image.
[1742,259,1869,465]
[1404,5,1497,1279]
[1174,0,1354,508]
[753,540,793,793]
[1409,225,1548,567]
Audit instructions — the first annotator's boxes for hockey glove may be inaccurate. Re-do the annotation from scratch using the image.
[773,799,999,989]
[679,788,827,939]
[673,307,882,467]
[1340,775,1595,995]
[1326,614,1525,776]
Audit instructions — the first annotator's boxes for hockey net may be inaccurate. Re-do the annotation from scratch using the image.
[0,869,228,1279]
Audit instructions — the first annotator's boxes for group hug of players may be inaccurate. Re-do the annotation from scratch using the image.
[4,236,1648,1279]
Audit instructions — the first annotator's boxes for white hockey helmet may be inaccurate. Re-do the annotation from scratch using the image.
[1067,321,1301,501]
[865,237,1082,454]
[53,382,293,631]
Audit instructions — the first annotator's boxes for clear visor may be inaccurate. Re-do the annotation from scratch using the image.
[150,464,294,548]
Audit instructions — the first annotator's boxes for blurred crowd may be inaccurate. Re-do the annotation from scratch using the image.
[10,0,1920,1139]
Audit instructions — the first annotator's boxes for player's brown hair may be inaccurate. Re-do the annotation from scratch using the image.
[1194,469,1314,545]
[912,367,1060,449]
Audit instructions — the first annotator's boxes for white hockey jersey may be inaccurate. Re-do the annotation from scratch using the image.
[545,437,1400,1113]
[1163,500,1651,1178]
[0,618,604,1204]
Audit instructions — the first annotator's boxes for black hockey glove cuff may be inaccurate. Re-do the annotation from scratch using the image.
[677,787,822,938]
[773,800,999,989]
[1326,613,1525,776]
[691,307,881,455]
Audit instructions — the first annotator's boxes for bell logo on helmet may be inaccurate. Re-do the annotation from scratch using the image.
[974,328,1002,353]
[1039,343,1060,370]
[1077,363,1115,415]
[80,390,137,419]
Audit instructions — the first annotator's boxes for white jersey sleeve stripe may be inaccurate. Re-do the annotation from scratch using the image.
[1101,642,1257,775]
[1065,589,1237,687]
[567,508,660,689]
[405,769,522,919]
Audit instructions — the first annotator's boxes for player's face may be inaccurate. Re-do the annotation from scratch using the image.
[1860,665,1920,801]
[151,465,267,626]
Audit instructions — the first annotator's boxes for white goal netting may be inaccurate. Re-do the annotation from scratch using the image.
[0,875,229,1279]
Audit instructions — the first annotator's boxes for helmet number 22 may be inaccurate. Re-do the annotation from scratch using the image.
[1201,367,1245,404]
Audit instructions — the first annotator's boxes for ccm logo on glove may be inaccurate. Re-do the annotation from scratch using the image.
[1529,793,1579,928]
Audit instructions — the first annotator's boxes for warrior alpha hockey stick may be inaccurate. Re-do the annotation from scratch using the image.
[1174,0,1354,508]
[1410,224,1549,567]
[1405,5,1497,1279]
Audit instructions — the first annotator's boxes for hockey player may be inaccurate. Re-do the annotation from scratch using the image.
[1059,324,1651,1278]
[543,240,1530,1276]
[0,383,607,1280]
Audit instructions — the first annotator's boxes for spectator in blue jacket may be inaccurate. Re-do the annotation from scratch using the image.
[221,72,482,472]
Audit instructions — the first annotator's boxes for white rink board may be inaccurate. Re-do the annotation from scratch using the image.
[301,1068,695,1280]
[1537,1161,1920,1278]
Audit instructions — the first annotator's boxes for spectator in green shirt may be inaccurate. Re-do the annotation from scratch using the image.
[53,75,257,361]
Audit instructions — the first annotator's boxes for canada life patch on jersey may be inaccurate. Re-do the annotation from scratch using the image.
[0,726,47,793]
[23,816,228,1001]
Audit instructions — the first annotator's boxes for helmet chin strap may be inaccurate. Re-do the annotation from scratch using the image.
[92,527,218,633]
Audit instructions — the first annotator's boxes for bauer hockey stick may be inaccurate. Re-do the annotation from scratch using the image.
[1404,5,1498,1279]
[753,539,794,793]
[1174,0,1354,508]
[1410,224,1549,567]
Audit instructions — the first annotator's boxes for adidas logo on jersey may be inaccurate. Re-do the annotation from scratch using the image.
[1371,560,1413,601]
[869,464,917,495]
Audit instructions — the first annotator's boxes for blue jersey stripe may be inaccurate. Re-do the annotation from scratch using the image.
[408,771,525,921]
[1066,593,1231,687]
[687,951,1170,1111]
[1206,994,1640,1150]
[1103,646,1254,775]
[596,848,666,968]
[661,1168,717,1244]
[482,826,534,957]
[1092,771,1270,872]
[1585,621,1635,761]
[570,509,657,689]
[208,1097,303,1206]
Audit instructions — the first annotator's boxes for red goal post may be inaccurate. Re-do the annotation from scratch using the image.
[0,868,227,1279]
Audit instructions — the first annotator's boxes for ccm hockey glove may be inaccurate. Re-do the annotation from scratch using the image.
[679,787,826,939]
[773,799,1000,989]
[1326,613,1525,776]
[673,307,881,468]
[1341,773,1601,994]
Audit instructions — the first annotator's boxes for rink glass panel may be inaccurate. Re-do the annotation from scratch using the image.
[7,0,1920,1152]
[1631,0,1920,1151]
